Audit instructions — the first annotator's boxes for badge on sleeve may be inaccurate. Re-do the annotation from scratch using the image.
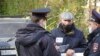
[92,43,99,52]
[56,37,63,44]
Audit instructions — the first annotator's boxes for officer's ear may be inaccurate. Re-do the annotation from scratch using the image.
[94,22,100,28]
[38,17,47,24]
[31,16,39,23]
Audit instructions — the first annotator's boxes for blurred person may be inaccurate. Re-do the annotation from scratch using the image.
[15,8,60,56]
[84,9,100,56]
[51,12,87,56]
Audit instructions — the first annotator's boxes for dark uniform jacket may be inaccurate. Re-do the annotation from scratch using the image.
[84,28,100,56]
[51,25,87,53]
[15,23,60,56]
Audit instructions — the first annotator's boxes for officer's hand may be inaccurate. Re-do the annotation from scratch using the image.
[66,49,75,56]
[55,45,60,51]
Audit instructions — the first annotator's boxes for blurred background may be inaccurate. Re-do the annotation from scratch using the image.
[0,0,100,37]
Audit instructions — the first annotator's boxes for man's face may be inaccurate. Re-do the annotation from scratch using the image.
[60,19,73,26]
[88,21,98,33]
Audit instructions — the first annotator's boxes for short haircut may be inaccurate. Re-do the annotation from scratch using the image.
[31,15,46,23]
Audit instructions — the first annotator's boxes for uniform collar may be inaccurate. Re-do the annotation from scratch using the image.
[26,22,45,31]
[87,28,100,44]
[89,28,100,36]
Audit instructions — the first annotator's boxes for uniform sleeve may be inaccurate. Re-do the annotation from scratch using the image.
[41,37,60,56]
[51,29,57,39]
[89,34,100,56]
[74,32,87,52]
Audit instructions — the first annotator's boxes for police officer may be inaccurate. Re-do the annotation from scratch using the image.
[51,12,87,56]
[84,9,100,56]
[15,8,60,56]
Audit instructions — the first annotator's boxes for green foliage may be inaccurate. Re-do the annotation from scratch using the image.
[0,0,6,15]
[0,0,88,36]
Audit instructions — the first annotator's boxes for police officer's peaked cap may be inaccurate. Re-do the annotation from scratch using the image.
[90,9,100,24]
[32,8,50,18]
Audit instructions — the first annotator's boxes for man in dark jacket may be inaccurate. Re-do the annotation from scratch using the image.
[51,12,87,56]
[15,8,60,56]
[84,9,100,56]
